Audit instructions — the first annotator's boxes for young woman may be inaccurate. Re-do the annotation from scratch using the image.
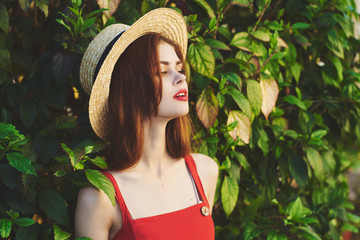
[75,8,218,240]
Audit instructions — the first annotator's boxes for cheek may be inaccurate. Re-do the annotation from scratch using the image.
[153,76,162,102]
[161,79,172,98]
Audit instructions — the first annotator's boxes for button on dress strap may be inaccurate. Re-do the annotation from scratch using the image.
[102,172,132,224]
[183,155,210,207]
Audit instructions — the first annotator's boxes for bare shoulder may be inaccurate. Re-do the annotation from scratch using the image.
[190,153,219,177]
[78,186,106,203]
[75,186,118,239]
[189,153,218,211]
[76,186,113,212]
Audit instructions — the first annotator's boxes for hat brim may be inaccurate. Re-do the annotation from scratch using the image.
[85,8,188,141]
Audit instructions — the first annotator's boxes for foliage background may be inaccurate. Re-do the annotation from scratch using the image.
[0,0,360,239]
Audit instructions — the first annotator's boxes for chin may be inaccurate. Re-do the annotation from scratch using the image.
[158,110,189,120]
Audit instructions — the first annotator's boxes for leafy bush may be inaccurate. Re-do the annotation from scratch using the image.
[0,0,360,239]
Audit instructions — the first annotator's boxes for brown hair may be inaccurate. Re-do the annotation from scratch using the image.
[107,33,192,170]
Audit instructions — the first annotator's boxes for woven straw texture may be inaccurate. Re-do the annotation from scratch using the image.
[79,8,188,141]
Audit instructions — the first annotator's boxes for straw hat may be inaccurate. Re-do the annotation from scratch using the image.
[80,8,188,141]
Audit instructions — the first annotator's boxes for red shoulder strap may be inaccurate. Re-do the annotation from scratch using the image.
[184,154,210,207]
[102,171,132,224]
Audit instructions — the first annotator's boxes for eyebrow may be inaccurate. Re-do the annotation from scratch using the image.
[160,61,182,66]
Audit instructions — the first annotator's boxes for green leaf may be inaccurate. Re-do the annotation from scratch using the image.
[232,0,251,6]
[15,225,38,240]
[59,11,77,28]
[222,72,242,89]
[243,223,262,240]
[283,95,307,110]
[60,143,77,167]
[85,169,115,206]
[6,152,36,175]
[220,157,231,170]
[286,197,312,220]
[232,151,249,170]
[242,197,263,226]
[0,4,9,32]
[329,56,343,82]
[288,153,308,187]
[141,0,156,15]
[292,22,310,29]
[56,115,78,130]
[72,0,82,8]
[247,80,263,116]
[290,62,301,83]
[299,217,318,224]
[227,111,251,144]
[89,156,108,169]
[56,19,71,33]
[209,16,216,30]
[217,25,232,40]
[34,0,49,17]
[267,230,287,240]
[258,129,269,155]
[326,30,344,59]
[347,212,360,224]
[54,169,66,177]
[85,8,108,19]
[334,14,352,38]
[195,88,219,129]
[250,41,267,57]
[252,30,270,42]
[0,218,12,238]
[296,226,321,240]
[217,92,225,107]
[19,0,32,12]
[204,39,231,50]
[228,87,252,119]
[321,67,339,88]
[221,175,239,217]
[0,45,11,70]
[14,218,35,227]
[191,0,215,18]
[0,123,24,140]
[19,100,36,128]
[341,223,359,233]
[188,43,215,78]
[305,147,323,178]
[84,145,94,154]
[80,17,96,32]
[54,224,71,240]
[6,210,19,221]
[38,189,69,226]
[230,32,251,51]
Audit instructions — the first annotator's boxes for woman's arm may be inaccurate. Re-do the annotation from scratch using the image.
[190,153,219,213]
[75,187,120,240]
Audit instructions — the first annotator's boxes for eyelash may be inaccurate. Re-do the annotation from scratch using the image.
[161,70,185,75]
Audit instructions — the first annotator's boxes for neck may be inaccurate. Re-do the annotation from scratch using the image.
[137,117,172,176]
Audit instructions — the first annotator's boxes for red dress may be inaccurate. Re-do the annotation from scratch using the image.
[102,154,215,240]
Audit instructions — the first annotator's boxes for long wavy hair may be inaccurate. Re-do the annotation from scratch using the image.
[107,33,192,170]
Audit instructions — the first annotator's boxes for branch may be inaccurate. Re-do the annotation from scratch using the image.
[252,2,270,32]
[252,50,277,76]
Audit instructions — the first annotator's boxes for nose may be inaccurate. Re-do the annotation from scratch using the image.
[173,72,186,85]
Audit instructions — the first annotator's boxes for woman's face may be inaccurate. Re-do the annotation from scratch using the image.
[155,41,189,120]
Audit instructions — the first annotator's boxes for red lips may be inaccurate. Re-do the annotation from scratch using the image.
[173,89,188,101]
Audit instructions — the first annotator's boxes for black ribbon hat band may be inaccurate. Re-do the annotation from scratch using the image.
[93,30,125,83]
